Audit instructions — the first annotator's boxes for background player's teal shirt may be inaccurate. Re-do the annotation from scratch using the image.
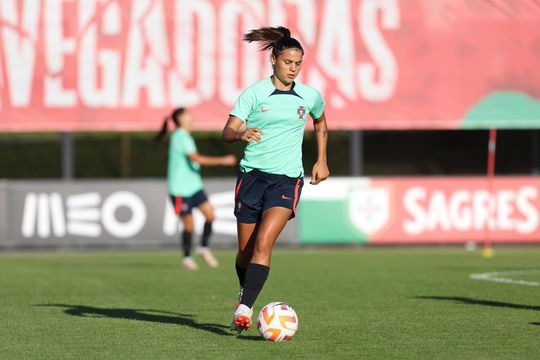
[230,78,325,177]
[167,128,203,197]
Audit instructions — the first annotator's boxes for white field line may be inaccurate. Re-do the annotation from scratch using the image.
[470,270,540,287]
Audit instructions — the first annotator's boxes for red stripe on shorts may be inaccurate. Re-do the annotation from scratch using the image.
[235,178,243,201]
[292,178,301,214]
[174,196,183,215]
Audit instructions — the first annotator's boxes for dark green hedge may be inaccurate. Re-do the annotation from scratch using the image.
[0,130,538,179]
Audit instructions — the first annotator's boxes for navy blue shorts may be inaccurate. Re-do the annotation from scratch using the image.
[234,169,304,223]
[170,190,208,217]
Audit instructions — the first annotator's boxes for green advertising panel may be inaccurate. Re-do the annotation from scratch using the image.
[298,179,375,244]
[298,200,368,244]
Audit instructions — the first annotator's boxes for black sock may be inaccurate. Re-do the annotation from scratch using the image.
[235,263,247,287]
[201,222,213,248]
[240,263,269,308]
[182,231,192,257]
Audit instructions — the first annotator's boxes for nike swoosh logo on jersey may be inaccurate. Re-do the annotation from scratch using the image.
[260,108,271,112]
[281,195,292,200]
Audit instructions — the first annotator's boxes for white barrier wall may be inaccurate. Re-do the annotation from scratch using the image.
[0,179,298,250]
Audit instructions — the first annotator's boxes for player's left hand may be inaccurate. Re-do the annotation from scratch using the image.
[310,161,329,185]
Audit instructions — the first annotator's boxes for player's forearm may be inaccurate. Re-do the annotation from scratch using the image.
[192,154,227,166]
[314,119,328,163]
[221,126,241,143]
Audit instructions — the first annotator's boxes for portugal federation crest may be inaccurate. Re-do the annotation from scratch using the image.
[348,186,391,236]
[297,106,306,120]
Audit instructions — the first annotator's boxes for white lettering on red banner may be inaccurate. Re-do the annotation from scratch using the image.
[1,0,539,131]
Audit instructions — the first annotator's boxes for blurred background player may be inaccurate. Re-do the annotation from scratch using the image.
[156,108,237,270]
[222,26,329,333]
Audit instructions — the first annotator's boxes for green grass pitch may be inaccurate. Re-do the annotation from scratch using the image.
[1,247,539,359]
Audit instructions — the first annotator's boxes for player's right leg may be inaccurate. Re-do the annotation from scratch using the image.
[231,208,291,334]
[195,200,219,267]
[230,221,258,333]
[240,208,291,307]
[230,170,265,333]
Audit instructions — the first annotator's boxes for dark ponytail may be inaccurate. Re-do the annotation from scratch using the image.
[243,26,303,57]
[154,107,185,142]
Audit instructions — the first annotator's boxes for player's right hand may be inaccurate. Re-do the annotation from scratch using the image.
[240,128,264,143]
[222,155,237,166]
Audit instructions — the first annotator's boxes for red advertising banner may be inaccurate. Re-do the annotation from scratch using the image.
[371,177,540,243]
[1,0,540,132]
[300,177,540,244]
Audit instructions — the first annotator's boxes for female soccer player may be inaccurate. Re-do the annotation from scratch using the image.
[156,108,236,270]
[221,26,329,333]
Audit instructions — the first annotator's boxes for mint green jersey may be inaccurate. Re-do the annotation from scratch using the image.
[167,128,203,197]
[230,78,325,177]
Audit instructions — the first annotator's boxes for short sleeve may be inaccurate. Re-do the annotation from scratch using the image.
[182,133,197,154]
[230,87,256,122]
[171,131,197,155]
[309,89,325,120]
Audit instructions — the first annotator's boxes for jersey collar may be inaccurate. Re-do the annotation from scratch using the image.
[267,77,303,99]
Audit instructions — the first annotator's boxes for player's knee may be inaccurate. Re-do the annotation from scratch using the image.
[182,219,194,233]
[253,240,273,257]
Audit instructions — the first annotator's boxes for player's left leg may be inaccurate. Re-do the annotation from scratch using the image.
[180,214,198,271]
[170,195,198,270]
[196,200,218,267]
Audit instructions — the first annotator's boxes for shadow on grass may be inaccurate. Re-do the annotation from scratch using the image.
[531,322,540,326]
[415,296,540,312]
[235,335,265,341]
[36,304,233,336]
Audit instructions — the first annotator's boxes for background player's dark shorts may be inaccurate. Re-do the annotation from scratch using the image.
[234,169,304,223]
[170,190,208,217]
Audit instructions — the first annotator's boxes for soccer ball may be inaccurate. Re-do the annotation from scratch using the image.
[257,302,298,342]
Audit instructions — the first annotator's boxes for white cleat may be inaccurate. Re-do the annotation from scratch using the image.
[197,247,219,268]
[230,303,253,334]
[182,257,198,271]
